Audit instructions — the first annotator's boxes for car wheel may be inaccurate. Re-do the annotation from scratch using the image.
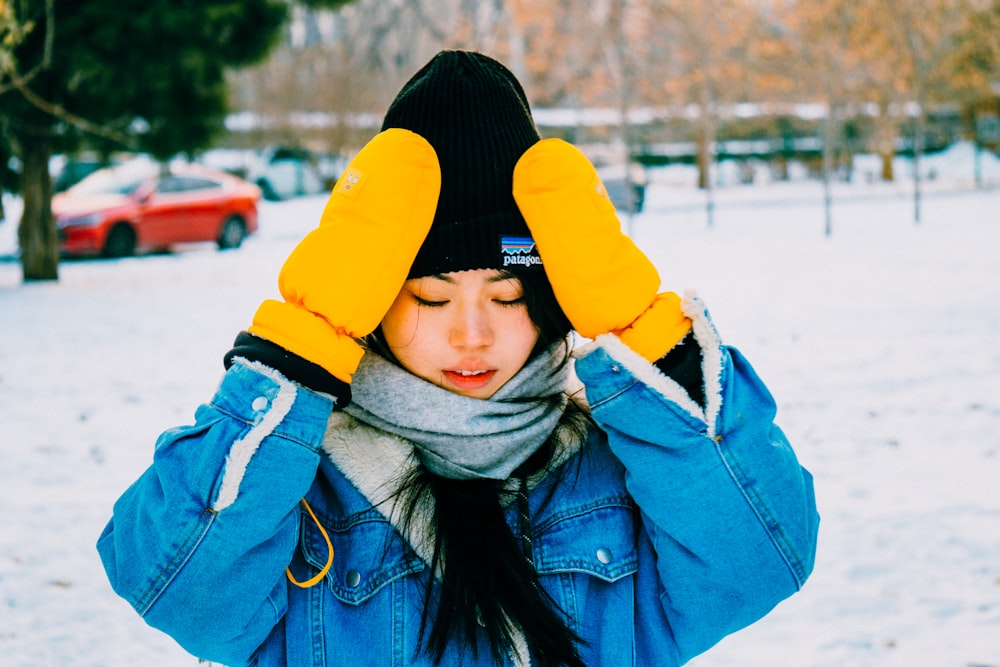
[217,215,246,250]
[103,223,137,258]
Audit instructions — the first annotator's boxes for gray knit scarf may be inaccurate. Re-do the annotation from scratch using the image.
[343,340,572,481]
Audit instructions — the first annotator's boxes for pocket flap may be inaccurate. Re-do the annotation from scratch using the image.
[533,500,638,582]
[301,508,425,604]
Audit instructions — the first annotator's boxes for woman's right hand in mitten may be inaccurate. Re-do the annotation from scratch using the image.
[246,129,440,386]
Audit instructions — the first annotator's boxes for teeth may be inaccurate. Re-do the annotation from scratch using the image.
[456,370,487,376]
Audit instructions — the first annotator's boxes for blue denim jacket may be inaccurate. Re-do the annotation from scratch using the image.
[98,300,818,666]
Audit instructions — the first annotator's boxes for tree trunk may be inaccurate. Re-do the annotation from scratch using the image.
[911,117,923,225]
[696,103,715,227]
[879,151,894,182]
[875,102,896,182]
[822,111,836,237]
[18,135,59,282]
[696,128,710,190]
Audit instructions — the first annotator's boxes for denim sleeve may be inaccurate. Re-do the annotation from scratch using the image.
[96,359,335,666]
[574,294,819,664]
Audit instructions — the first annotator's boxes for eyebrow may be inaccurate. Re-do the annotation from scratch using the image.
[427,272,517,285]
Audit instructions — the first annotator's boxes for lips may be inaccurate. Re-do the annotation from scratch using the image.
[442,368,497,392]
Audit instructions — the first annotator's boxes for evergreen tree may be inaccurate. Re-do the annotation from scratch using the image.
[2,0,345,281]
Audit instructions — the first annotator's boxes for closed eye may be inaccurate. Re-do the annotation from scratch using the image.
[494,296,526,308]
[413,294,448,308]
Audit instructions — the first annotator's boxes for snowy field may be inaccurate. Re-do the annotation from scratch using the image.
[1,145,998,666]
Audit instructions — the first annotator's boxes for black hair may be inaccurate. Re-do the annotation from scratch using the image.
[513,267,573,357]
[365,269,586,666]
[397,409,589,667]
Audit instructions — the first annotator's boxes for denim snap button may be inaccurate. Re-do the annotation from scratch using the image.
[251,396,268,411]
[596,548,612,564]
[345,569,361,588]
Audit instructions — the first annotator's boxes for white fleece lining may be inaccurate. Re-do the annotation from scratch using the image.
[212,359,297,512]
[574,290,724,438]
[320,407,590,568]
[681,290,725,437]
[509,624,530,667]
[321,411,437,563]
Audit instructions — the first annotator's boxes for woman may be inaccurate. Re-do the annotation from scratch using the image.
[98,50,818,667]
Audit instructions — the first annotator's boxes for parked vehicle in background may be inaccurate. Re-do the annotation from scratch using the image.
[54,159,261,258]
[248,146,336,201]
[50,154,127,193]
[199,146,339,202]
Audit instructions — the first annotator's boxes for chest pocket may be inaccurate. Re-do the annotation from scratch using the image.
[300,508,425,605]
[532,497,638,581]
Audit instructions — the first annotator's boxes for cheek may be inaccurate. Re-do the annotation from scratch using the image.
[507,310,540,357]
[381,303,449,374]
[380,299,420,351]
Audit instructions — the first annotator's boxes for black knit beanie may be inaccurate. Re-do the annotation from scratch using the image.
[381,50,543,279]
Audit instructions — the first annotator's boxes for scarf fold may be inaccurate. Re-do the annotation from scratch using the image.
[343,340,571,480]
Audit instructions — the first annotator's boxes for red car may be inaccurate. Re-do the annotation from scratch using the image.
[54,159,261,257]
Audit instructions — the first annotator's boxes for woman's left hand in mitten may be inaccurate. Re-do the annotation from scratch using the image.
[512,138,690,362]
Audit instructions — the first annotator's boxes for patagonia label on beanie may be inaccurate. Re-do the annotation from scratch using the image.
[499,236,543,269]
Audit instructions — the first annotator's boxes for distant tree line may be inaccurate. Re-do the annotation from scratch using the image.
[228,0,1000,185]
[3,0,1000,279]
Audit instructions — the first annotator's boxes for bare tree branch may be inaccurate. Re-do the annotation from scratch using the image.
[11,76,134,146]
[0,0,55,96]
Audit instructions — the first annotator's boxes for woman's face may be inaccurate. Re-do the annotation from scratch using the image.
[380,269,540,399]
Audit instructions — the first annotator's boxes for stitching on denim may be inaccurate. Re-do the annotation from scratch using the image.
[299,514,424,603]
[534,558,638,582]
[588,377,639,409]
[310,574,326,666]
[135,509,216,615]
[559,571,579,632]
[532,495,634,533]
[594,333,706,420]
[710,435,806,587]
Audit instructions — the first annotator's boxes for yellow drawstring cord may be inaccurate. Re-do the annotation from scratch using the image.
[286,498,333,588]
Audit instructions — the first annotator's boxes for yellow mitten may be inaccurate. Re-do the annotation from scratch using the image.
[249,129,440,383]
[512,138,690,361]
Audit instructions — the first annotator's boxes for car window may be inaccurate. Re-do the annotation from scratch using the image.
[113,180,145,195]
[155,177,184,194]
[68,160,158,196]
[71,176,146,196]
[175,177,222,192]
[155,176,221,193]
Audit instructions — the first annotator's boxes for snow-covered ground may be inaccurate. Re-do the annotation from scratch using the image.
[1,145,998,666]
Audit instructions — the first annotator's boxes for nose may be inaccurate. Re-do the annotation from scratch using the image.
[449,301,493,349]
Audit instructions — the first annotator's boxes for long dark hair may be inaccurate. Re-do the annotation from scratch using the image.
[366,269,587,666]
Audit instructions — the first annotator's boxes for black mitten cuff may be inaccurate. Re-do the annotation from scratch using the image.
[654,332,705,409]
[224,331,352,409]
